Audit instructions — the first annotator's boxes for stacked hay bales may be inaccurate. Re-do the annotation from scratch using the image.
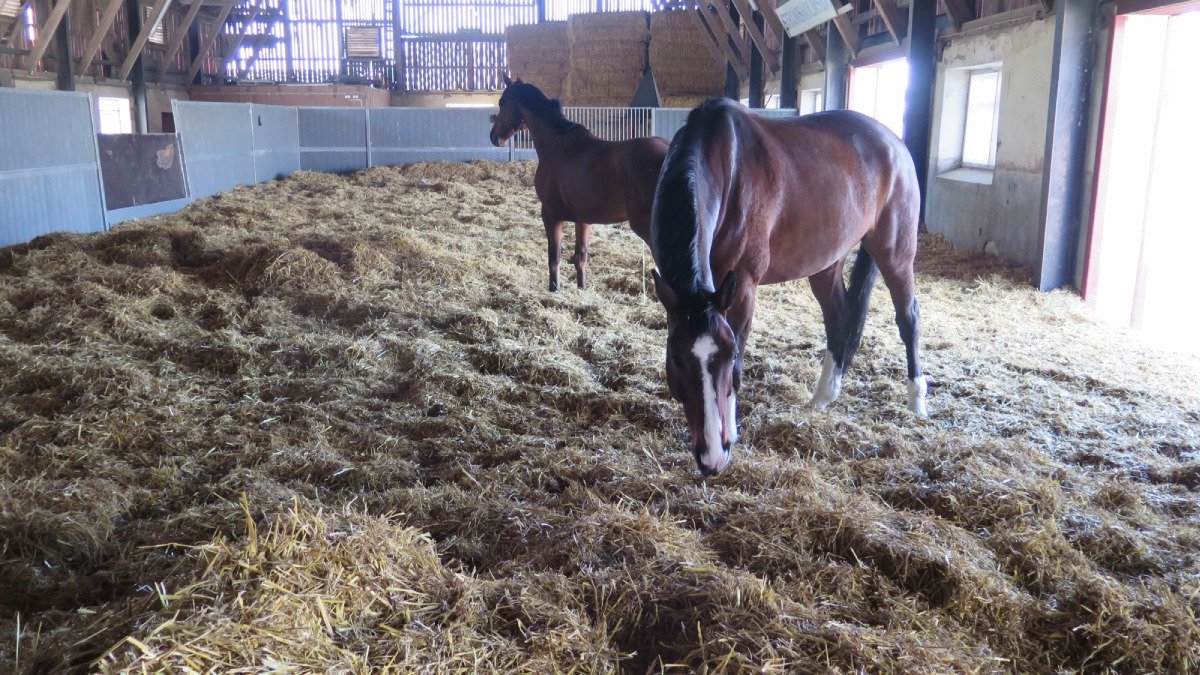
[649,9,726,108]
[565,11,650,106]
[505,21,570,99]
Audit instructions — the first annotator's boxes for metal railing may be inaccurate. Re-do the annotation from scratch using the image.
[511,106,656,149]
[511,106,799,150]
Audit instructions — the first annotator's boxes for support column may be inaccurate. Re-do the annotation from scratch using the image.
[748,11,764,108]
[780,33,798,109]
[823,24,846,110]
[1036,0,1097,291]
[125,0,148,132]
[53,4,73,90]
[724,3,741,99]
[187,17,201,84]
[903,0,935,220]
[393,0,405,89]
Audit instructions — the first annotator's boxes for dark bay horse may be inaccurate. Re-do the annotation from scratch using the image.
[489,77,669,291]
[650,99,928,476]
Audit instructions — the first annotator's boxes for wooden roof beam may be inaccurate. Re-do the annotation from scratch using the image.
[156,0,207,81]
[707,0,752,67]
[804,28,826,63]
[118,0,175,80]
[26,0,75,72]
[184,0,235,83]
[1,0,33,47]
[830,2,859,57]
[942,0,974,30]
[76,0,124,72]
[874,0,907,44]
[692,0,749,79]
[213,0,264,80]
[729,0,780,72]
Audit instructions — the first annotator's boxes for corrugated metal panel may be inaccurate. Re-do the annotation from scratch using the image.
[299,107,367,173]
[252,104,300,182]
[173,100,256,198]
[369,108,506,167]
[0,89,106,247]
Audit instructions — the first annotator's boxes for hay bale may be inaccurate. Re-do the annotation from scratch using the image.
[506,22,569,99]
[565,11,649,106]
[649,9,725,103]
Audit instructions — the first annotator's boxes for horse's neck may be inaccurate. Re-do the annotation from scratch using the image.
[524,113,591,159]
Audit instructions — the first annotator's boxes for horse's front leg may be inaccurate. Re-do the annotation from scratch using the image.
[544,218,564,292]
[725,281,758,446]
[571,222,592,289]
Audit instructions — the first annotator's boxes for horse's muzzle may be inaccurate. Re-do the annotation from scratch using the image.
[694,441,732,477]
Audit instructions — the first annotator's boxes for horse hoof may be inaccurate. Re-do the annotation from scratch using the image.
[907,376,929,417]
[548,282,559,292]
[807,395,832,410]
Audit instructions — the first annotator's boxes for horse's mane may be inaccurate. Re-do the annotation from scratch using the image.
[651,98,737,304]
[508,82,584,135]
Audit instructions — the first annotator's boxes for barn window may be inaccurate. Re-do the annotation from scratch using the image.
[97,97,133,134]
[848,58,908,137]
[961,69,1002,169]
[799,89,823,115]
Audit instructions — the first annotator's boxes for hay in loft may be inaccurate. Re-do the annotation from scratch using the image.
[650,9,726,104]
[565,11,649,106]
[505,21,569,99]
[1,161,1199,672]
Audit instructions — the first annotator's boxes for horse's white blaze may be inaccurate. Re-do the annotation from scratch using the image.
[691,335,728,471]
[726,392,738,444]
[809,350,842,409]
[908,375,929,417]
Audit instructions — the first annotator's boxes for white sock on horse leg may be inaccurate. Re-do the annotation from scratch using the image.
[907,375,928,417]
[809,350,842,409]
[726,393,738,444]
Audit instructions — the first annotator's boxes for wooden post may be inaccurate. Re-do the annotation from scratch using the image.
[780,30,798,108]
[903,0,936,223]
[748,11,764,107]
[823,22,846,110]
[1036,0,1097,290]
[53,1,73,89]
[125,0,148,132]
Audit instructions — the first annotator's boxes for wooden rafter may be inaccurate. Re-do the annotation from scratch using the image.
[803,28,826,63]
[757,0,785,43]
[830,2,859,57]
[26,0,75,72]
[118,0,175,80]
[76,0,125,72]
[707,0,751,66]
[874,0,907,44]
[729,0,779,72]
[213,0,264,80]
[184,0,235,82]
[942,0,974,30]
[691,0,744,79]
[156,0,207,81]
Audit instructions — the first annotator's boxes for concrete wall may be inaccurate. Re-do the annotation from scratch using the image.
[190,84,392,108]
[926,15,1056,269]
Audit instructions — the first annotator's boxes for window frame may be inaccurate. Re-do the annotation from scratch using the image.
[959,68,1002,171]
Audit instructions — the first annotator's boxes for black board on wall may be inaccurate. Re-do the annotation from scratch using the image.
[97,133,188,210]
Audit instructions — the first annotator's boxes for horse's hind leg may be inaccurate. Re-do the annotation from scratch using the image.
[544,218,564,292]
[866,213,927,417]
[571,222,592,289]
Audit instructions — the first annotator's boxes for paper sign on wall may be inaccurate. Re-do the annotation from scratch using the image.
[776,0,838,38]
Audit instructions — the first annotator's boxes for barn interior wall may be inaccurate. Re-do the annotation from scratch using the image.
[189,84,392,108]
[4,73,188,132]
[925,15,1056,269]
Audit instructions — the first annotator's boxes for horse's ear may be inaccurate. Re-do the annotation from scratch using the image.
[651,269,678,310]
[503,73,513,86]
[712,272,737,313]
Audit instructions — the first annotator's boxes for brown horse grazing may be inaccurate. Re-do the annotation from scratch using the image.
[489,77,669,291]
[650,99,928,476]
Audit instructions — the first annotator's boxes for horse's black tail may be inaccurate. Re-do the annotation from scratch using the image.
[838,244,879,372]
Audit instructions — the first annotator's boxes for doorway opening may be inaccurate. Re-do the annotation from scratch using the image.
[1085,5,1200,354]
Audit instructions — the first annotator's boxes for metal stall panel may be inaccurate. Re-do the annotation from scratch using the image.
[252,104,301,182]
[299,107,368,173]
[99,133,191,225]
[0,89,106,247]
[173,101,256,199]
[651,108,798,141]
[369,108,509,166]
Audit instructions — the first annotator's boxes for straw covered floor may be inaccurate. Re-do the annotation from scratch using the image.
[1,161,1198,672]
